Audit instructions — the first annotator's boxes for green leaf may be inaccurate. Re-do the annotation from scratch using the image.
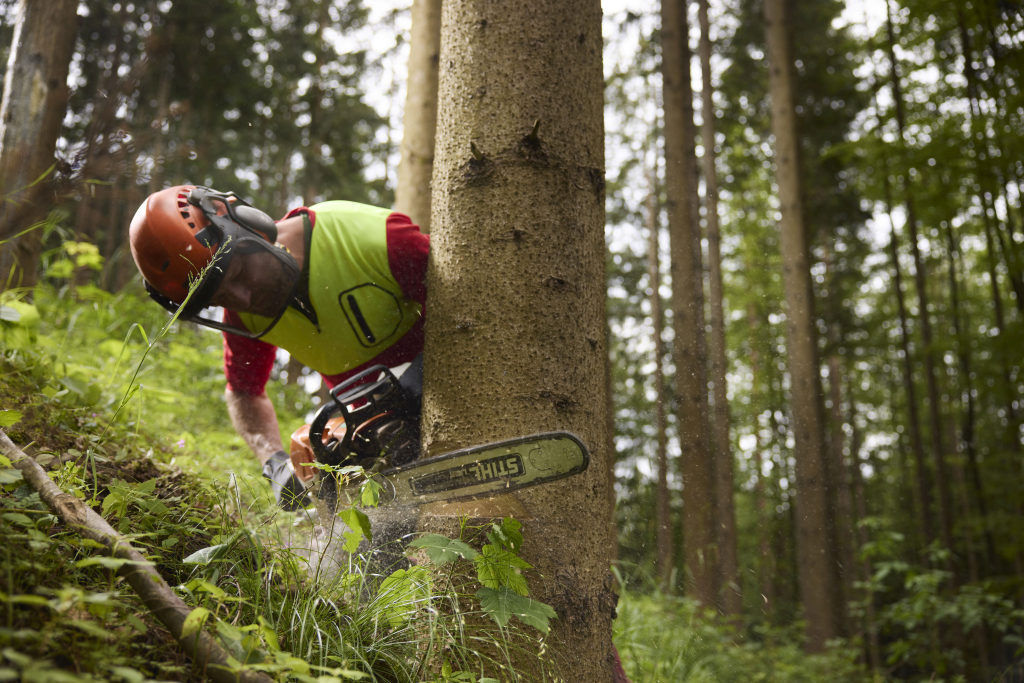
[375,567,432,628]
[182,606,211,639]
[360,477,382,507]
[487,517,523,553]
[474,544,531,595]
[476,586,556,633]
[338,507,371,553]
[0,410,22,428]
[409,534,479,565]
[0,470,22,485]
[183,543,229,565]
[75,557,142,570]
[1,513,34,528]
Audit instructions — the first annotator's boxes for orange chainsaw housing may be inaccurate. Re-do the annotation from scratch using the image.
[289,416,345,485]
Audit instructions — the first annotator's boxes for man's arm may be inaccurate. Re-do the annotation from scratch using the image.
[225,389,283,465]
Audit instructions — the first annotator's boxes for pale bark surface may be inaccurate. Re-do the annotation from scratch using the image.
[698,0,740,616]
[0,0,78,288]
[763,0,842,650]
[395,0,441,231]
[661,0,716,607]
[420,0,616,678]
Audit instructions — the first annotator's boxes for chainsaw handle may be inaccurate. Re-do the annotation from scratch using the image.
[308,399,344,465]
[309,365,395,465]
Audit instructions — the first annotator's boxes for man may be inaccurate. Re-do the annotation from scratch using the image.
[128,185,428,509]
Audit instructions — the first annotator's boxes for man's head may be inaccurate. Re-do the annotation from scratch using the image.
[128,185,300,335]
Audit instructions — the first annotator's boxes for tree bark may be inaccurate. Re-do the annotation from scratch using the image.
[0,0,78,289]
[884,0,956,557]
[395,0,441,232]
[420,0,616,678]
[646,160,673,593]
[763,0,843,650]
[662,0,716,608]
[698,0,740,616]
[0,430,273,683]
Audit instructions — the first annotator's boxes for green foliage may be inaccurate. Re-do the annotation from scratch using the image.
[614,589,866,683]
[410,518,556,635]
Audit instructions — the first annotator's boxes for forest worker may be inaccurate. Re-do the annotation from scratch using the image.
[127,185,429,510]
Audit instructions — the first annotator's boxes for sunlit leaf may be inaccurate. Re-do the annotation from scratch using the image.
[409,533,479,565]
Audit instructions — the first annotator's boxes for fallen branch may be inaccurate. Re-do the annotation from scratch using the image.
[0,429,273,683]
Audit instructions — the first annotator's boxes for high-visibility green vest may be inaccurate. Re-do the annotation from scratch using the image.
[238,201,421,375]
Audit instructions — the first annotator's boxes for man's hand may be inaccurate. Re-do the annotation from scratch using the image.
[262,450,309,510]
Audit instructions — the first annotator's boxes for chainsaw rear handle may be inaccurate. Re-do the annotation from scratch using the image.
[308,365,400,465]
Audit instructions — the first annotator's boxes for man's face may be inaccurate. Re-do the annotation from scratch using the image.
[208,246,294,318]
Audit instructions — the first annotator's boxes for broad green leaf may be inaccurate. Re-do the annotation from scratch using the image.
[409,534,479,565]
[0,410,22,428]
[487,517,523,553]
[1,513,33,528]
[360,477,382,507]
[182,606,211,639]
[338,506,371,553]
[375,567,431,628]
[0,469,22,485]
[474,544,531,595]
[476,586,556,633]
[183,543,229,565]
[75,557,141,570]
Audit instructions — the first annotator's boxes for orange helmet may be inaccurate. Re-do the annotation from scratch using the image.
[129,185,298,334]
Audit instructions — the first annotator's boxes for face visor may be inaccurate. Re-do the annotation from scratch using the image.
[144,186,301,338]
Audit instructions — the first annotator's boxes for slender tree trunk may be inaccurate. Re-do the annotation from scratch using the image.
[0,0,78,289]
[748,301,774,619]
[884,0,956,558]
[395,0,441,231]
[763,0,843,650]
[942,218,997,568]
[698,0,740,617]
[881,170,934,548]
[647,161,673,593]
[848,417,882,671]
[421,0,616,677]
[662,0,716,608]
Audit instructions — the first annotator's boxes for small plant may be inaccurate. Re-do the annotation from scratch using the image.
[410,518,557,634]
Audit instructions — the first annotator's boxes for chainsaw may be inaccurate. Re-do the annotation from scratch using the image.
[288,365,590,510]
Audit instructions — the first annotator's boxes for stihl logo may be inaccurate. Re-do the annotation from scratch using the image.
[409,454,525,496]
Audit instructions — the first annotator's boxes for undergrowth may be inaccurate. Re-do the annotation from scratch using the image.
[0,243,551,681]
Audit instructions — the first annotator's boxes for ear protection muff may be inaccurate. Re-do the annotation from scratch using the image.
[234,205,279,243]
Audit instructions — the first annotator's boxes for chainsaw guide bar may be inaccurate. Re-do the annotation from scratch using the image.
[353,431,589,507]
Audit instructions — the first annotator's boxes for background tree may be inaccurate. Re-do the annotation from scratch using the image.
[763,0,843,650]
[0,0,78,289]
[395,0,441,230]
[661,0,716,607]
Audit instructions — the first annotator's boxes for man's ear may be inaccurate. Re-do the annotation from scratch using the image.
[235,205,279,242]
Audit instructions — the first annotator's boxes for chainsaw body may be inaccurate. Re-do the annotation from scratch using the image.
[289,365,591,512]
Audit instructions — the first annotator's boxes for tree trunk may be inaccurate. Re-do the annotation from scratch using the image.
[698,0,740,616]
[884,0,956,558]
[646,160,673,593]
[420,0,616,678]
[661,0,716,608]
[747,300,775,619]
[395,0,441,231]
[763,0,843,650]
[881,168,934,548]
[0,0,78,289]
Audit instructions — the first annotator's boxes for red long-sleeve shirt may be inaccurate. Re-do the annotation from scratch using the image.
[222,208,428,395]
